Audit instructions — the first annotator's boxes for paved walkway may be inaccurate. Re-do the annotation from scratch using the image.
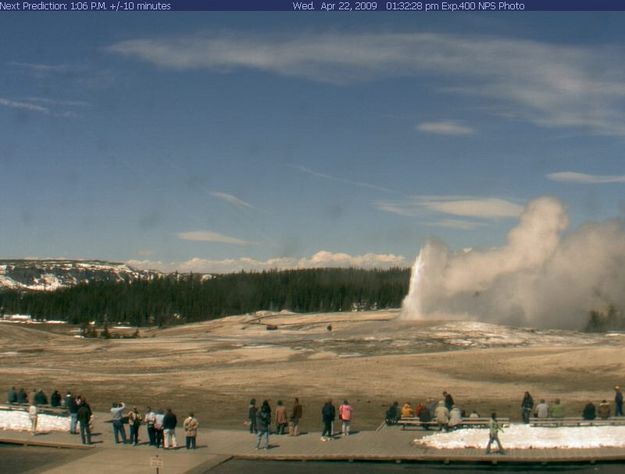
[2,413,625,473]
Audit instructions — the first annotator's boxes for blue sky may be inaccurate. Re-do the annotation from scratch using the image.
[1,13,625,272]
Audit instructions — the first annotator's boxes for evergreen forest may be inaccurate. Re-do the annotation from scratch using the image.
[0,268,410,326]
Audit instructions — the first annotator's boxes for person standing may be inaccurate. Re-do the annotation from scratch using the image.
[321,400,335,441]
[248,399,258,434]
[521,392,534,424]
[183,412,199,449]
[162,408,178,449]
[615,385,623,416]
[485,412,505,454]
[28,403,38,436]
[154,409,165,448]
[110,401,127,444]
[68,394,79,435]
[275,401,288,435]
[77,401,92,445]
[145,407,157,446]
[289,398,303,436]
[443,391,454,412]
[128,407,142,445]
[338,400,353,437]
[255,405,270,449]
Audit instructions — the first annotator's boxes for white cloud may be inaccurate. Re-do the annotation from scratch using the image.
[376,196,523,220]
[0,97,49,114]
[108,31,625,136]
[546,171,625,184]
[210,191,254,209]
[177,230,256,246]
[128,250,407,274]
[7,61,69,74]
[417,121,475,136]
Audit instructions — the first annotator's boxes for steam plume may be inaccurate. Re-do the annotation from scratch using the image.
[401,197,625,329]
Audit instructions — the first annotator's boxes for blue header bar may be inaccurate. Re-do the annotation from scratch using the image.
[2,0,625,12]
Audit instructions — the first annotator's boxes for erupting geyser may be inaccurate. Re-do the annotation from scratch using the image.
[401,197,625,329]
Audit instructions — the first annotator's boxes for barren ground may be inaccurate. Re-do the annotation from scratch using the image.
[2,310,624,431]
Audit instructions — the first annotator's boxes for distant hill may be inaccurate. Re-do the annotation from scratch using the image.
[0,259,161,291]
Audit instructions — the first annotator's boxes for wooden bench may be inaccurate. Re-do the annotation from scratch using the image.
[398,417,509,430]
[530,416,625,427]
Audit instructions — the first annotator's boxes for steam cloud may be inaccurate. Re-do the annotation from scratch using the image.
[401,197,625,329]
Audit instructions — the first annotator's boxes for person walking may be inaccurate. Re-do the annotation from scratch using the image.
[183,412,199,449]
[162,408,178,449]
[28,403,38,436]
[289,398,303,436]
[521,391,534,424]
[77,401,92,445]
[485,412,505,454]
[321,400,335,441]
[338,400,353,437]
[110,401,127,444]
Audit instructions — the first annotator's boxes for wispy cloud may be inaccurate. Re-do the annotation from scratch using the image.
[546,171,625,184]
[0,96,84,118]
[417,121,475,136]
[290,164,396,194]
[128,250,407,273]
[0,97,49,114]
[7,61,69,74]
[210,191,254,209]
[108,31,625,136]
[177,230,256,246]
[376,196,523,220]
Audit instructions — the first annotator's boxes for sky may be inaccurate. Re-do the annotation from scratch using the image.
[1,12,625,273]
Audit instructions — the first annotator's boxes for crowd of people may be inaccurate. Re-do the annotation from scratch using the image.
[5,384,624,455]
[519,385,624,422]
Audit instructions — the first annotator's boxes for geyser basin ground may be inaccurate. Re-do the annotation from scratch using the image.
[1,310,624,432]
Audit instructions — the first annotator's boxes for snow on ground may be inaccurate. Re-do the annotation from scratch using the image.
[415,424,625,449]
[0,410,69,432]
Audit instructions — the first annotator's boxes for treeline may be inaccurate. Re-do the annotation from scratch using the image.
[585,305,625,332]
[0,268,409,326]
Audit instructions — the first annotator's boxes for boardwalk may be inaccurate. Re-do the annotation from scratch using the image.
[2,412,625,473]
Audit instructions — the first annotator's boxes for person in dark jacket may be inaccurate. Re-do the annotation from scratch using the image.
[260,400,271,432]
[418,404,433,429]
[385,401,400,425]
[255,405,271,449]
[248,399,258,434]
[162,408,178,449]
[34,390,48,406]
[76,401,92,445]
[521,392,534,424]
[443,392,454,412]
[17,388,28,404]
[68,395,79,434]
[321,400,336,441]
[582,402,596,420]
[7,387,17,404]
[50,390,62,408]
